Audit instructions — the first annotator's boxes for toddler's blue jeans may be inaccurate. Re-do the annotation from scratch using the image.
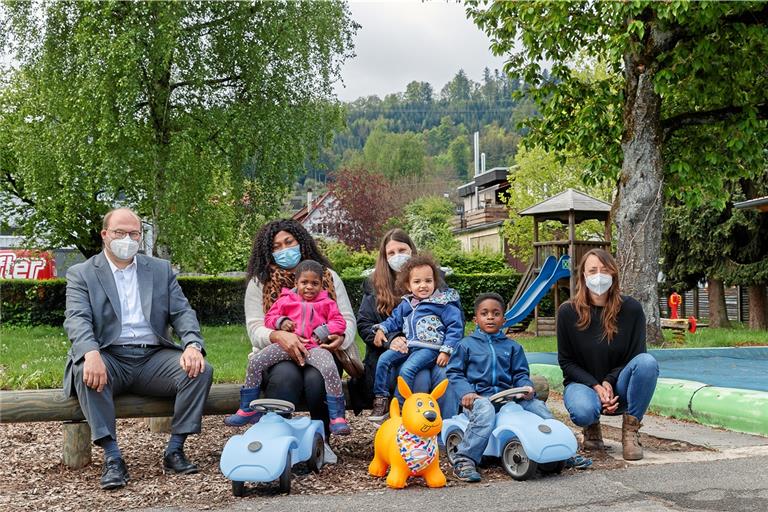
[373,347,436,397]
[563,353,659,427]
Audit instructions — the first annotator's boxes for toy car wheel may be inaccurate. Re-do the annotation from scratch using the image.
[306,432,324,473]
[444,430,463,465]
[279,452,292,494]
[539,460,566,475]
[502,439,537,481]
[231,480,245,497]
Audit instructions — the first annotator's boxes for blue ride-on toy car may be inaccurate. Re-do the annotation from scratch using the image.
[441,388,577,480]
[219,399,325,496]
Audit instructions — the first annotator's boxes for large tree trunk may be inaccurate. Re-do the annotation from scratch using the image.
[748,284,768,330]
[707,278,731,328]
[615,51,665,345]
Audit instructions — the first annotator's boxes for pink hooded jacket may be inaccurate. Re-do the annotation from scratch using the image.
[264,288,347,349]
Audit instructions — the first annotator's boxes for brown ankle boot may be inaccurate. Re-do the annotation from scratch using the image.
[622,413,643,460]
[582,422,605,451]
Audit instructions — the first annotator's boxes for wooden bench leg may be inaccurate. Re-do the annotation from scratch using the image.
[62,421,91,469]
[147,417,172,433]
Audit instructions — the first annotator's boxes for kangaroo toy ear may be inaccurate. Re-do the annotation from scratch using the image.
[397,376,412,400]
[430,379,449,401]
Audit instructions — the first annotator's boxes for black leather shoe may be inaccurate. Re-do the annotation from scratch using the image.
[100,457,129,490]
[163,450,199,474]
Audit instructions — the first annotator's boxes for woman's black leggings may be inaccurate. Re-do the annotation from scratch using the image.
[262,360,329,434]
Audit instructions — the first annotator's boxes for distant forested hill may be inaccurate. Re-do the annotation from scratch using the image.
[306,68,538,185]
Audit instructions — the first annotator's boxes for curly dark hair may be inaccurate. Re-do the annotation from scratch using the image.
[293,259,325,280]
[245,219,332,284]
[395,253,445,293]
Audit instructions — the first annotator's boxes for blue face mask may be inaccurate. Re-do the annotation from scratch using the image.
[272,245,302,269]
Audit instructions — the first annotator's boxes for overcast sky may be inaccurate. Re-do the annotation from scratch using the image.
[334,0,508,102]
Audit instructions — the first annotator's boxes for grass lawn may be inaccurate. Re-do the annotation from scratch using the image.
[1,323,766,390]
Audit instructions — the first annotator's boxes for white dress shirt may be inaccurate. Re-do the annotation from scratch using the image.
[106,256,158,345]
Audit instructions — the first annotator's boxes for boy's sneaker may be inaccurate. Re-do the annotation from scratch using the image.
[369,396,389,423]
[452,458,481,483]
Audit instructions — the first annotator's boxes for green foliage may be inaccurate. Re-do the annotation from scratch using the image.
[0,1,357,272]
[0,279,67,326]
[321,69,526,182]
[447,136,472,179]
[318,240,377,278]
[501,144,614,263]
[466,1,768,201]
[404,196,460,255]
[438,251,510,274]
[2,273,524,327]
[662,174,768,290]
[358,128,427,180]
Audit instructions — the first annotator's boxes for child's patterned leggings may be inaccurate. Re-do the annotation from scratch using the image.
[244,344,342,396]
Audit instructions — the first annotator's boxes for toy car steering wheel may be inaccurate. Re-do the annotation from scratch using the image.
[248,398,296,414]
[489,387,532,406]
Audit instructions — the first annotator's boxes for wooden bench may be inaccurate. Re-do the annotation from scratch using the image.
[0,377,549,469]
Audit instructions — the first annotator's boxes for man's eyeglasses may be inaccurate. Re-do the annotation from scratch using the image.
[109,229,142,241]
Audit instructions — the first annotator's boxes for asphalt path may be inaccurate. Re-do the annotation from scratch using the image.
[142,454,768,512]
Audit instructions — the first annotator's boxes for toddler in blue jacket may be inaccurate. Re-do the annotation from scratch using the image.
[369,253,464,422]
[446,292,553,482]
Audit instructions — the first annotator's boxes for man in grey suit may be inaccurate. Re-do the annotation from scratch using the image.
[64,207,213,490]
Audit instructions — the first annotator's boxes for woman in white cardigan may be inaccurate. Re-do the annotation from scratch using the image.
[236,219,362,435]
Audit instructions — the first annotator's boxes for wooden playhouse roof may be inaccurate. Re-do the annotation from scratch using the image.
[518,188,612,223]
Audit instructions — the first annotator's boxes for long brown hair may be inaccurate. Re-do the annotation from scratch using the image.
[571,248,623,342]
[372,228,417,315]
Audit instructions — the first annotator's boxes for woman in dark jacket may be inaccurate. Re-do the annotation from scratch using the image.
[355,229,457,418]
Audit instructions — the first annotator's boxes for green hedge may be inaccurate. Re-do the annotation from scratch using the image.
[0,279,68,326]
[2,273,527,326]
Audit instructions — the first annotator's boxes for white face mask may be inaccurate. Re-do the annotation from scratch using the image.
[110,237,140,260]
[387,253,411,272]
[584,272,613,296]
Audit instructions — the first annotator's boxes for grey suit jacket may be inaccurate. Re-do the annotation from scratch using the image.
[63,251,205,396]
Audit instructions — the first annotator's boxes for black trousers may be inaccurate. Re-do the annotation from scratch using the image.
[263,360,331,434]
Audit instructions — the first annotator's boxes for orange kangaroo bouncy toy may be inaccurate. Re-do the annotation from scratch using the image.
[368,377,448,489]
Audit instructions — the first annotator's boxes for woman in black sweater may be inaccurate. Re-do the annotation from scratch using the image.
[557,248,659,460]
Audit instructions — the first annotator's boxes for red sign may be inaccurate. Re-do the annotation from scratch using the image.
[0,250,57,279]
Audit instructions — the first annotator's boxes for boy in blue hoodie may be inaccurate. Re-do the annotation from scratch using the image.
[446,292,553,482]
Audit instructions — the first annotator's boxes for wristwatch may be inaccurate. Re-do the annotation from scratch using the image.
[187,342,203,352]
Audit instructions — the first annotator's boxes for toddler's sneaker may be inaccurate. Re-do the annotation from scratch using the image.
[330,417,351,435]
[452,458,481,483]
[369,395,389,423]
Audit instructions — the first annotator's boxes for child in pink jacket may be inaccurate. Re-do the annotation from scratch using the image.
[225,260,350,434]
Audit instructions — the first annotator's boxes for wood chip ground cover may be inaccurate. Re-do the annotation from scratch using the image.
[0,412,703,511]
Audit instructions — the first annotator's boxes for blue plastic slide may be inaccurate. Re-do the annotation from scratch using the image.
[503,255,571,328]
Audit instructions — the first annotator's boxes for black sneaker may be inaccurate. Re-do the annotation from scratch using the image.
[369,395,389,423]
[452,458,481,483]
[100,456,129,490]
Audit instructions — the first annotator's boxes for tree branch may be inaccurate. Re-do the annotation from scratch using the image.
[662,103,768,140]
[2,172,36,206]
[170,75,242,92]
